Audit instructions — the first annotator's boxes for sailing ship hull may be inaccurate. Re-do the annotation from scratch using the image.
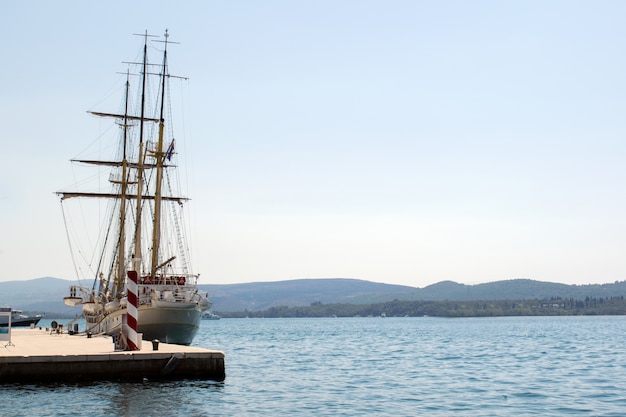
[138,307,202,345]
[86,305,202,346]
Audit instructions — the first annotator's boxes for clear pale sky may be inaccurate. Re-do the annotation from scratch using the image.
[2,1,626,287]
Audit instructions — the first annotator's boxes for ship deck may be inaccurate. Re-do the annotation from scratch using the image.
[0,327,225,382]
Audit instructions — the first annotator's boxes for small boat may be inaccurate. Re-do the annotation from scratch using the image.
[0,309,43,327]
[56,31,211,345]
[202,311,221,320]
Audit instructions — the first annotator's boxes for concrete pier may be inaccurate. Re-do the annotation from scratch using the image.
[0,328,225,382]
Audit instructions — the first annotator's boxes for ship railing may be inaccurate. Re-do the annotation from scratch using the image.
[137,274,199,286]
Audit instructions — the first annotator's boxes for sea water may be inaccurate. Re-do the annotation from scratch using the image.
[1,316,625,416]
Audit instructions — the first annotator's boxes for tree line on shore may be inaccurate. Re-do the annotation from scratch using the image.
[216,295,626,318]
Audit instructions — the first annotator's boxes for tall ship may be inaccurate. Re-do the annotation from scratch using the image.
[57,31,210,345]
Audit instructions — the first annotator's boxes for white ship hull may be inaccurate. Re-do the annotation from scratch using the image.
[86,304,202,345]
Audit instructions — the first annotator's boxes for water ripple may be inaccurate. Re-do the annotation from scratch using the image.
[2,316,626,416]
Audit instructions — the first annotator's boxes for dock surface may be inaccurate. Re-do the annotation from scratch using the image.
[0,328,225,382]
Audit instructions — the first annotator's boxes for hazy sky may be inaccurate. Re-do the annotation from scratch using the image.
[2,1,626,287]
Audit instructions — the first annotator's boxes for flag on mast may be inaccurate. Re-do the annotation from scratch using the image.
[166,139,175,161]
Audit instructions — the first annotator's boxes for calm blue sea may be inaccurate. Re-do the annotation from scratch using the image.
[1,316,625,416]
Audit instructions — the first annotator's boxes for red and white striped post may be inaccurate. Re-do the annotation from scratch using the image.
[126,270,140,351]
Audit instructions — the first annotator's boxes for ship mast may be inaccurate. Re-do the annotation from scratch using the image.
[150,30,171,278]
[132,31,151,276]
[114,72,132,298]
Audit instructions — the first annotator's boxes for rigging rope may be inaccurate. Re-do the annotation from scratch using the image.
[60,201,82,283]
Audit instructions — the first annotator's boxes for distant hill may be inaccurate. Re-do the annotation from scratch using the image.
[2,277,626,315]
[205,278,626,311]
[200,278,414,312]
[409,279,626,302]
[0,277,414,316]
[0,277,81,317]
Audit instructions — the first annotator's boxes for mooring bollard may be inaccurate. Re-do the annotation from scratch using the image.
[152,339,160,351]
